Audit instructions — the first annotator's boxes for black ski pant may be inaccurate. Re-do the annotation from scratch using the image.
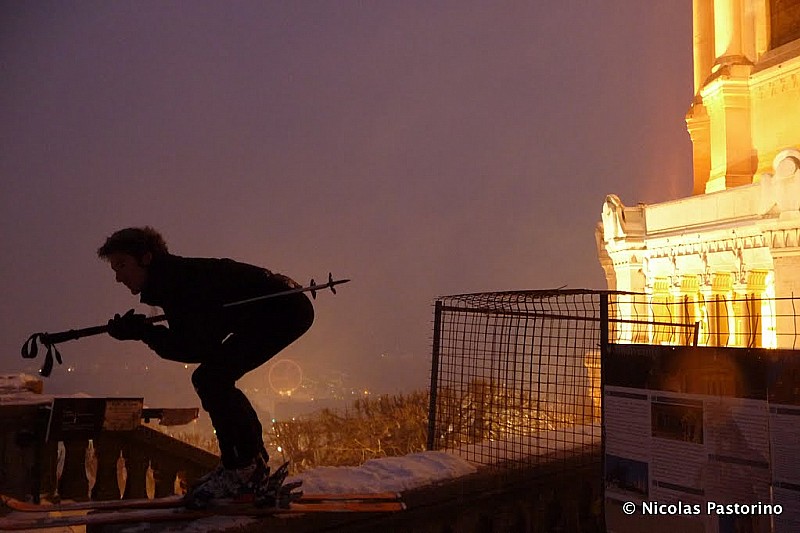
[191,294,314,469]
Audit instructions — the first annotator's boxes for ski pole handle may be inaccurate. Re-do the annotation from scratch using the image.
[48,325,108,344]
[43,315,167,345]
[21,315,168,377]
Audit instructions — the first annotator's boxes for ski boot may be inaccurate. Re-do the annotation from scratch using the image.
[253,460,303,508]
[184,460,265,510]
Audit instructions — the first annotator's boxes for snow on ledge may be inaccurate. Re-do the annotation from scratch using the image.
[0,373,51,406]
[116,451,478,533]
[286,450,478,494]
[115,424,602,532]
[282,424,598,496]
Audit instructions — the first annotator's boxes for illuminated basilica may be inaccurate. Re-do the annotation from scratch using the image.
[597,1,800,348]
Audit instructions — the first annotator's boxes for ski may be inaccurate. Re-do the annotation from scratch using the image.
[0,500,406,531]
[1,491,403,513]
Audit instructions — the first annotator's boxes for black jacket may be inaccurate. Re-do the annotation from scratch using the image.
[139,254,301,362]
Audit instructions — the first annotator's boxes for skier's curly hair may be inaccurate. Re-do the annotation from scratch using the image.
[97,226,169,261]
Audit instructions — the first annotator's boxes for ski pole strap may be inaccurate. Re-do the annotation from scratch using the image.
[21,333,62,377]
[20,316,167,377]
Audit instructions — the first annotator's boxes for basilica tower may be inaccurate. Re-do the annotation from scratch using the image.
[687,0,800,194]
[597,0,800,348]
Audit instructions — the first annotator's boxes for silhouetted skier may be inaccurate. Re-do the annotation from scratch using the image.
[97,226,314,506]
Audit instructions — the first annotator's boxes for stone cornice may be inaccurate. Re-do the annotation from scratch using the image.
[644,233,766,260]
[644,216,765,239]
[700,66,753,102]
[761,227,800,251]
[751,69,800,99]
[605,225,800,267]
[751,39,800,75]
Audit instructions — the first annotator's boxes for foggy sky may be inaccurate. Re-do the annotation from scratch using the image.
[0,1,694,407]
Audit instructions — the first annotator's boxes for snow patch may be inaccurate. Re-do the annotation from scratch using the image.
[109,426,599,532]
[286,450,477,493]
[0,373,51,405]
[111,451,476,532]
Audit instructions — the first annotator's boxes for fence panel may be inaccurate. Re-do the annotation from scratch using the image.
[428,290,609,472]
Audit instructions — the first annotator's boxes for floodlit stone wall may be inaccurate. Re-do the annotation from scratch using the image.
[598,2,800,349]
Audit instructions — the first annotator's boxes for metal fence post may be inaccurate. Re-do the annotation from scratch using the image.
[427,300,443,451]
[599,292,609,530]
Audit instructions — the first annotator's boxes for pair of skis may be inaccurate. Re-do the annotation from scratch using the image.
[0,492,405,530]
[0,461,404,530]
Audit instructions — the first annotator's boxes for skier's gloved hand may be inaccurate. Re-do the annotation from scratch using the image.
[107,309,150,341]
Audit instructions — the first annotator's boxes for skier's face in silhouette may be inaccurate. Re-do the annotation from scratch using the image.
[107,251,151,295]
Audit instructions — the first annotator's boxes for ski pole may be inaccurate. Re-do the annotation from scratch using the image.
[21,273,349,377]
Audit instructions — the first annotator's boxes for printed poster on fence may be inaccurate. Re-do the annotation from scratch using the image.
[603,344,800,533]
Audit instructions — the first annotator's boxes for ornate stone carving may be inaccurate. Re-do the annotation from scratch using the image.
[601,194,626,242]
[735,247,746,284]
[773,148,800,178]
[760,71,800,97]
[763,228,800,250]
[701,251,711,286]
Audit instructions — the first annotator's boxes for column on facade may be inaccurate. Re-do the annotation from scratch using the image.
[677,274,704,345]
[651,277,673,345]
[749,269,770,348]
[732,275,751,347]
[688,0,715,195]
[608,252,647,344]
[693,0,716,94]
[687,106,712,195]
[705,272,733,346]
[713,0,745,60]
[697,0,755,192]
[732,270,770,347]
[701,75,754,192]
[656,274,695,346]
[771,255,800,348]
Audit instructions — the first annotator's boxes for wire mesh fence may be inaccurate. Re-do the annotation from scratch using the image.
[427,289,607,472]
[427,289,800,473]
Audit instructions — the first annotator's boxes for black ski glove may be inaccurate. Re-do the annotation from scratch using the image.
[107,309,150,341]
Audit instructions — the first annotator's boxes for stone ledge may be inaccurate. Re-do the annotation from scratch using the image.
[104,444,603,533]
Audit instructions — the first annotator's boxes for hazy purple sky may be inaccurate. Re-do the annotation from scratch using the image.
[1,1,693,406]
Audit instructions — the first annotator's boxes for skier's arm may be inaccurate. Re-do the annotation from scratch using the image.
[140,325,203,364]
[108,310,201,363]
